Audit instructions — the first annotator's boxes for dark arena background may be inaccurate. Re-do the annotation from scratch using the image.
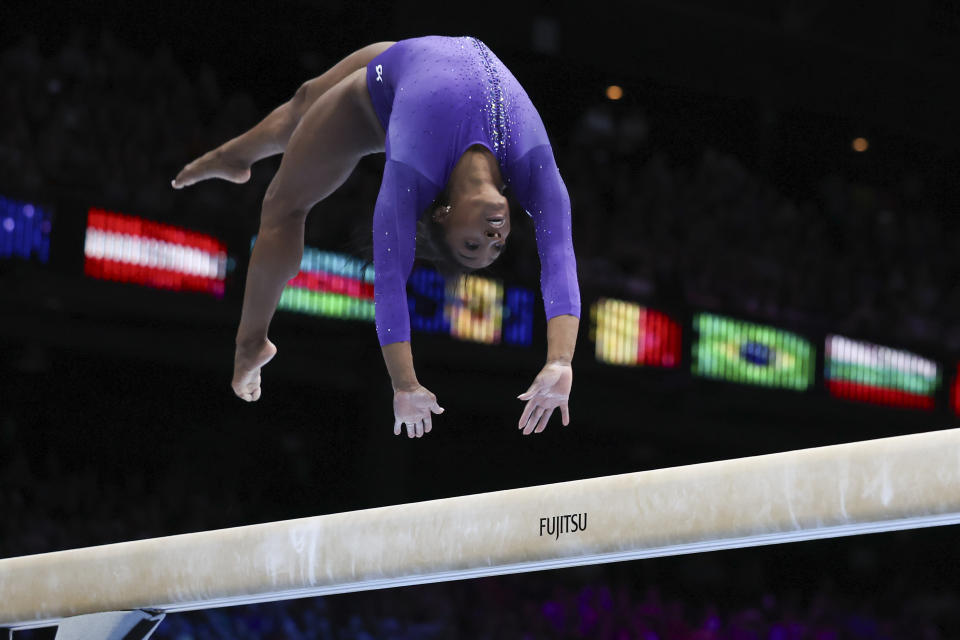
[2,1,960,638]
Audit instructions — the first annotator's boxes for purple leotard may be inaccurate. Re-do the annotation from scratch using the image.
[365,36,580,346]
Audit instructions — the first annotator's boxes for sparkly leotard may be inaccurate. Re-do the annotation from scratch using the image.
[365,36,580,346]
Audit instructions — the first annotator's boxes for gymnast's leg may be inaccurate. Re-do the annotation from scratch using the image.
[231,68,385,401]
[172,41,394,189]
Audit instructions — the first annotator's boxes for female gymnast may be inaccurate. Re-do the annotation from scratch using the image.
[172,37,580,439]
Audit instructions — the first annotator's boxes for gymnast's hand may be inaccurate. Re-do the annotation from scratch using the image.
[232,339,277,402]
[393,385,444,438]
[517,362,572,435]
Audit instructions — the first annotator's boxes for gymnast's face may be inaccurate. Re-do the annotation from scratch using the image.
[438,192,510,269]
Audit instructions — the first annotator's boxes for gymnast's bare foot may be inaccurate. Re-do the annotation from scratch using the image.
[172,148,251,189]
[232,338,277,402]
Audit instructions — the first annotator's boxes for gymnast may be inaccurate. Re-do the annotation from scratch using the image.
[172,37,580,439]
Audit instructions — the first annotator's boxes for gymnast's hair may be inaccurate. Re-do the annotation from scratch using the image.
[415,186,475,297]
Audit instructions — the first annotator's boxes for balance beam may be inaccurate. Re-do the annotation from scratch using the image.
[2,429,959,633]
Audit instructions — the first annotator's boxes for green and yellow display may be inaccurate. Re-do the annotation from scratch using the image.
[692,313,815,390]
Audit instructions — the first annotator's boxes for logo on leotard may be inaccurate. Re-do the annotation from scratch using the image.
[375,64,383,83]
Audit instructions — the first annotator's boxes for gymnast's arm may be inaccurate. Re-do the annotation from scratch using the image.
[373,160,445,438]
[509,145,581,434]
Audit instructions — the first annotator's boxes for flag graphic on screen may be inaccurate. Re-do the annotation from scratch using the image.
[591,298,681,367]
[825,335,940,410]
[447,274,504,345]
[692,313,814,390]
[1,195,52,263]
[268,240,534,345]
[85,208,227,297]
[265,240,374,321]
[952,364,960,416]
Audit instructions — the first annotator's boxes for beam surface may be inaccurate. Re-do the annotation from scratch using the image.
[2,429,959,628]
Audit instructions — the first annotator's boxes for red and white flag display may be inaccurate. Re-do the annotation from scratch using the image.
[84,208,227,297]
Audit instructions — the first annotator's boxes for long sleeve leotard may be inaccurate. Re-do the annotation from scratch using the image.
[365,36,580,346]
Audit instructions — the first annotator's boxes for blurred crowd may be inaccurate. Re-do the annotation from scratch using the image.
[564,105,957,351]
[0,30,270,221]
[2,31,957,353]
[148,582,946,639]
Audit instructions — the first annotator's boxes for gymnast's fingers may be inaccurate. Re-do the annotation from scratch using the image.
[424,413,433,434]
[518,399,536,429]
[416,419,424,438]
[561,403,570,426]
[523,406,545,435]
[534,407,554,434]
[394,418,402,436]
[406,422,416,438]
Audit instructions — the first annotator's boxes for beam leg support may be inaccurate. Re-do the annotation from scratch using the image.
[53,610,164,640]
